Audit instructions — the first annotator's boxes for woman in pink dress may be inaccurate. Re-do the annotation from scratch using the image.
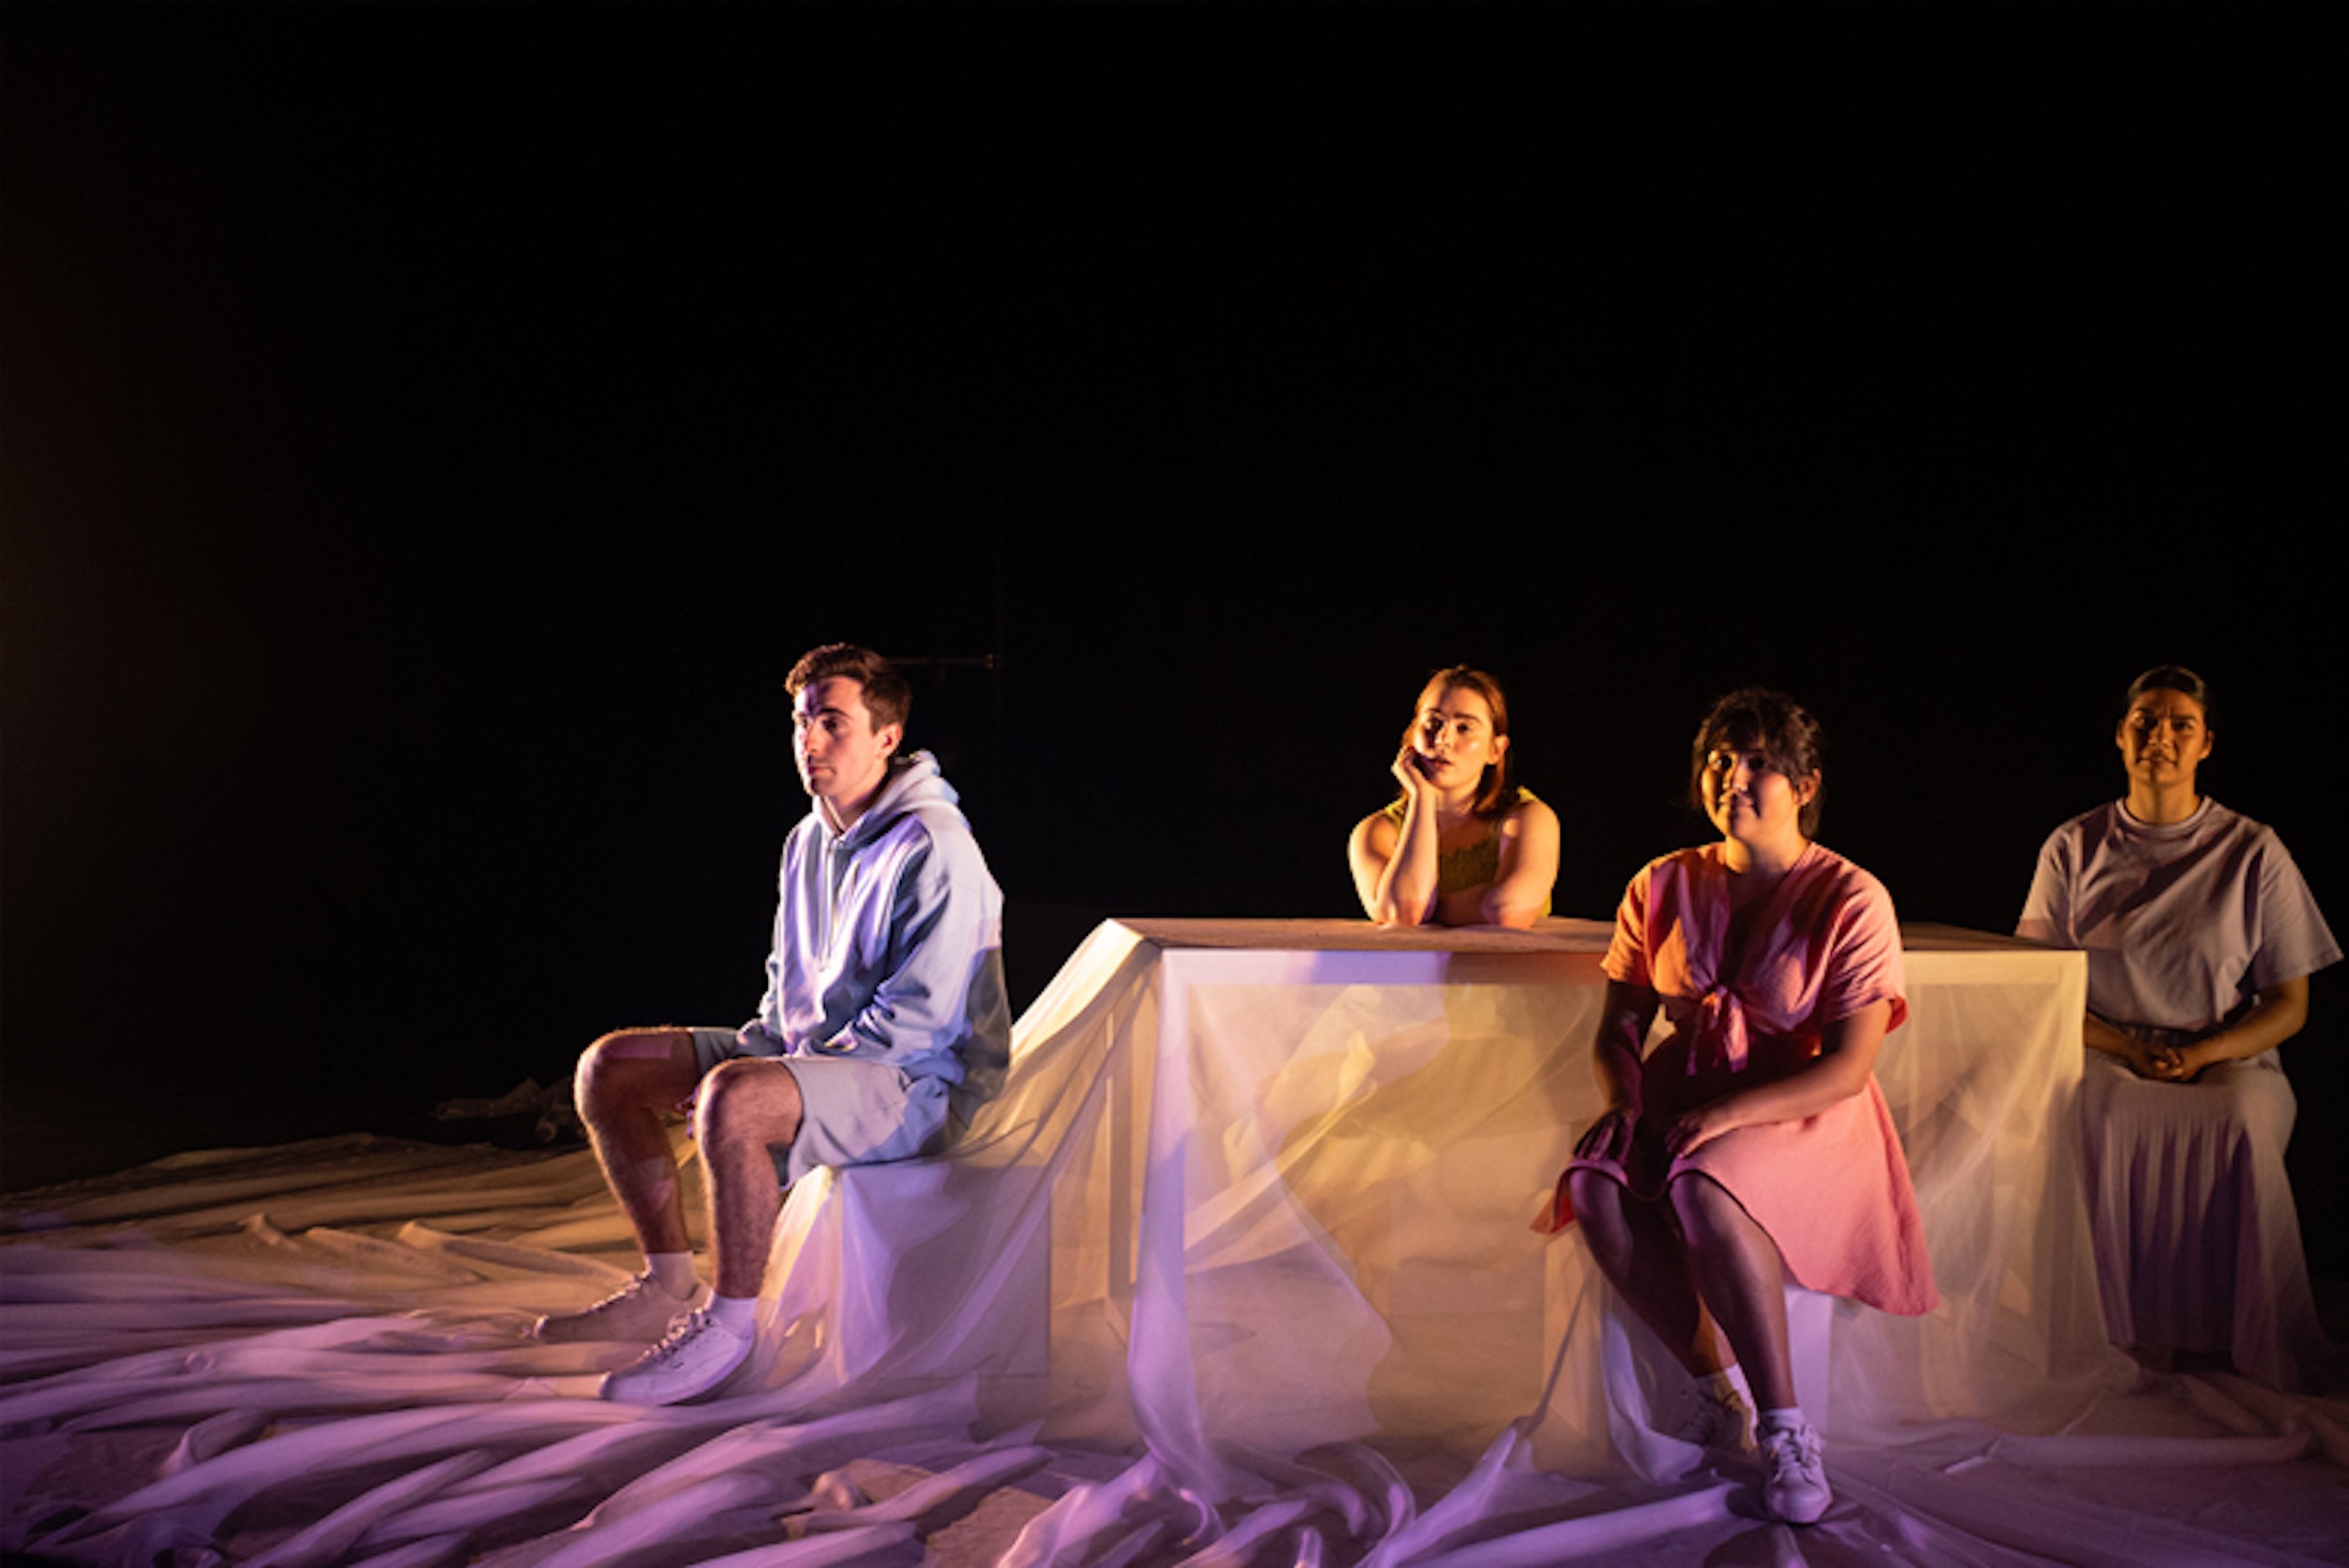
[1538,689,1936,1525]
[2017,666,2339,1390]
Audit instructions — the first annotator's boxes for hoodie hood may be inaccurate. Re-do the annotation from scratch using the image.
[833,750,960,851]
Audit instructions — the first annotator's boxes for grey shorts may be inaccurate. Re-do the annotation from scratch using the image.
[688,1027,954,1186]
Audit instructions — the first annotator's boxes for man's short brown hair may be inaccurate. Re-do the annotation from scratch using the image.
[786,644,911,733]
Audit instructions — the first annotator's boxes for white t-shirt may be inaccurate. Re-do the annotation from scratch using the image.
[2017,798,2340,1047]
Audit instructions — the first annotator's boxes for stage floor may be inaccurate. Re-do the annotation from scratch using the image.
[4,1133,2348,1567]
[7,918,2348,1566]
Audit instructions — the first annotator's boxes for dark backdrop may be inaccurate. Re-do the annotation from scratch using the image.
[4,9,2338,1271]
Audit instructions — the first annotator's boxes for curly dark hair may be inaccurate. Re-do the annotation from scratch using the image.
[1687,687,1825,838]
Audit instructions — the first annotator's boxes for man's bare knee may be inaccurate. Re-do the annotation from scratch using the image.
[577,1028,698,1124]
[694,1057,805,1154]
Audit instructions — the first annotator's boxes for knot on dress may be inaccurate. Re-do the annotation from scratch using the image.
[1688,983,1751,1074]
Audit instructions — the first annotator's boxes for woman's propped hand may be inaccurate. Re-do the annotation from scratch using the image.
[1391,738,1438,800]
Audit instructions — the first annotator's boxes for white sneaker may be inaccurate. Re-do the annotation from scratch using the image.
[1669,1380,1753,1454]
[533,1273,699,1345]
[1758,1420,1830,1524]
[598,1308,754,1405]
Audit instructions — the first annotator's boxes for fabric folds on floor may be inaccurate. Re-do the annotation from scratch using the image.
[6,921,2346,1566]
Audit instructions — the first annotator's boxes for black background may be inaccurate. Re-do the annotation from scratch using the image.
[4,9,2339,1271]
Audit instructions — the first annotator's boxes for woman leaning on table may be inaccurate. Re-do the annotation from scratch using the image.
[1348,664,1559,929]
[2017,665,2340,1391]
[1537,688,1936,1526]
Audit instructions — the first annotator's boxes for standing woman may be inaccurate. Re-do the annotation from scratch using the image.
[2017,666,2339,1390]
[1349,665,1559,929]
[1538,689,1936,1525]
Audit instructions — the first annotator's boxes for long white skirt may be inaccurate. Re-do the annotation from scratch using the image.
[2077,1048,2333,1391]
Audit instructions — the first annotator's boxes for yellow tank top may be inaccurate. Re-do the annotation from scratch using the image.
[1379,787,1549,912]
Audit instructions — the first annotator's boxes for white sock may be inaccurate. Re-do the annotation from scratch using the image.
[705,1294,759,1332]
[1701,1369,1745,1405]
[1758,1405,1808,1433]
[644,1252,697,1296]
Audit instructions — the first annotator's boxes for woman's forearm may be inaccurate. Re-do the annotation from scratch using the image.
[2084,978,2309,1080]
[2184,978,2309,1072]
[1674,1001,1890,1151]
[2081,1012,2142,1059]
[1591,983,1658,1114]
[1477,801,1560,931]
[1592,1042,1640,1113]
[1697,1049,1873,1137]
[1371,794,1442,926]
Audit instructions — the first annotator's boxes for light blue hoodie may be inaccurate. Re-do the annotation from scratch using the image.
[738,751,1009,1111]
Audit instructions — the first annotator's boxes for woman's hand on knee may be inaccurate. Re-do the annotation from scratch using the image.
[1665,1102,1736,1160]
[1575,1107,1638,1164]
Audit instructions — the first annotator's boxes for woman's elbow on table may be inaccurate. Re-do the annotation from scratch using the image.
[1479,886,1544,930]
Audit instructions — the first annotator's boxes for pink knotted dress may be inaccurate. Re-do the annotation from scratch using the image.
[1543,842,1939,1317]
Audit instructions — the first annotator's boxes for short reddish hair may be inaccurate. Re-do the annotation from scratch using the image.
[1414,665,1519,821]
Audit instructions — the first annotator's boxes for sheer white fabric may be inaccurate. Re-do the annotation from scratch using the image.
[6,920,2345,1567]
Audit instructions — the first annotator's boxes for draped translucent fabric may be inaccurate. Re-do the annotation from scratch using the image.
[6,919,2345,1567]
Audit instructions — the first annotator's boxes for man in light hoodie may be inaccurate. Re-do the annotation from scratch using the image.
[536,643,1011,1405]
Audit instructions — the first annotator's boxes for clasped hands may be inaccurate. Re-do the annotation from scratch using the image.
[2128,1039,2201,1082]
